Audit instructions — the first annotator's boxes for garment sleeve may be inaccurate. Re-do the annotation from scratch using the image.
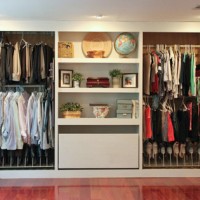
[26,97,33,145]
[18,96,27,139]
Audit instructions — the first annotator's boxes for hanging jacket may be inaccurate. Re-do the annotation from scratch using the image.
[12,42,21,82]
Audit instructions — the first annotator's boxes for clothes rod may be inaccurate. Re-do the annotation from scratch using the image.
[4,84,45,88]
[143,45,200,48]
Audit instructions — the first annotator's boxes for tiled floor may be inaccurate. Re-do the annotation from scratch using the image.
[0,178,199,200]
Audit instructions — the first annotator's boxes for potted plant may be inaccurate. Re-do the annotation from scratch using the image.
[59,102,83,118]
[72,72,84,88]
[109,69,122,88]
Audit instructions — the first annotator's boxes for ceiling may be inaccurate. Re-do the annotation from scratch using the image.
[0,0,200,22]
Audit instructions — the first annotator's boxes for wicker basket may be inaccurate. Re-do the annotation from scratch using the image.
[58,41,74,58]
[62,111,81,118]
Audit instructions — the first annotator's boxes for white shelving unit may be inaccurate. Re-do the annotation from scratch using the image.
[57,31,141,170]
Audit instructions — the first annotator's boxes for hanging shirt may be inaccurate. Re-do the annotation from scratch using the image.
[41,92,54,149]
[26,92,38,145]
[9,92,24,150]
[190,53,196,96]
[164,50,172,91]
[37,92,44,146]
[0,92,6,147]
[18,91,30,143]
[1,91,14,149]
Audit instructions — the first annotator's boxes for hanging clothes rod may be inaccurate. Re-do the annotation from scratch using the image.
[143,44,200,48]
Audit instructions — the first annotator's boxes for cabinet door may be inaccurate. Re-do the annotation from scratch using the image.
[59,133,139,169]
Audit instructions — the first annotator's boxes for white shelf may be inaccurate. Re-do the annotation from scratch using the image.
[57,118,140,125]
[58,87,140,93]
[58,58,139,64]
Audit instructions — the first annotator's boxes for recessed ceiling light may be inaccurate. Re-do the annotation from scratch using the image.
[96,15,103,19]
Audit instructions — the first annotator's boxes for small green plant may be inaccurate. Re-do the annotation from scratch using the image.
[109,69,122,78]
[59,102,83,112]
[72,72,84,82]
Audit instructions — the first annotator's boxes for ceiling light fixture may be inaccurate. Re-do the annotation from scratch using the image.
[96,15,103,19]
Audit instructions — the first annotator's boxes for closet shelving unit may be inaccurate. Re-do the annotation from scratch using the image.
[57,31,141,169]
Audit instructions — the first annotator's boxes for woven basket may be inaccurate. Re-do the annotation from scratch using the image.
[62,111,81,118]
[58,41,74,58]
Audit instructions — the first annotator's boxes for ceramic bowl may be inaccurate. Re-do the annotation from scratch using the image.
[92,106,109,118]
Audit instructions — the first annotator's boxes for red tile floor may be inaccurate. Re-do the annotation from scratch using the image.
[0,178,199,200]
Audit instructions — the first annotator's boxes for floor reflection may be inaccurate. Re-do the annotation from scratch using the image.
[0,187,55,200]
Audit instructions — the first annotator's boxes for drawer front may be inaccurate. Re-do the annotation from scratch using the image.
[117,104,132,110]
[59,133,139,169]
[117,99,132,104]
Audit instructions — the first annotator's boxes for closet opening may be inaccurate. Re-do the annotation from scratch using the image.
[143,32,200,169]
[0,31,55,169]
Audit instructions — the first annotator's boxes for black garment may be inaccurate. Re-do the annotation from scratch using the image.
[0,45,6,86]
[182,54,191,96]
[177,109,189,143]
[20,45,26,82]
[151,109,162,143]
[188,102,198,142]
[30,45,41,84]
[5,44,14,83]
[43,45,53,77]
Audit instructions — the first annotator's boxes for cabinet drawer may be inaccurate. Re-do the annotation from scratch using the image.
[117,104,132,110]
[59,133,139,169]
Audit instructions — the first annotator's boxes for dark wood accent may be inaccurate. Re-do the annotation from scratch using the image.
[143,32,200,64]
[143,32,200,45]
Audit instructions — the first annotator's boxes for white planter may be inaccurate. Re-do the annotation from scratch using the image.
[73,81,80,88]
[112,77,121,88]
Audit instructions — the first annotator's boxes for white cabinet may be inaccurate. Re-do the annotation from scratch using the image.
[59,133,139,169]
[57,31,141,169]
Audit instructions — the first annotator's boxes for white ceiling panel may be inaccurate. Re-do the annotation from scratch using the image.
[0,0,200,22]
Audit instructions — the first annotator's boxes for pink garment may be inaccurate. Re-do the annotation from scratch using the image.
[145,106,153,139]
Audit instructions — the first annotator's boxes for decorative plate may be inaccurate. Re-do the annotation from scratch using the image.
[82,32,112,58]
[114,32,137,56]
